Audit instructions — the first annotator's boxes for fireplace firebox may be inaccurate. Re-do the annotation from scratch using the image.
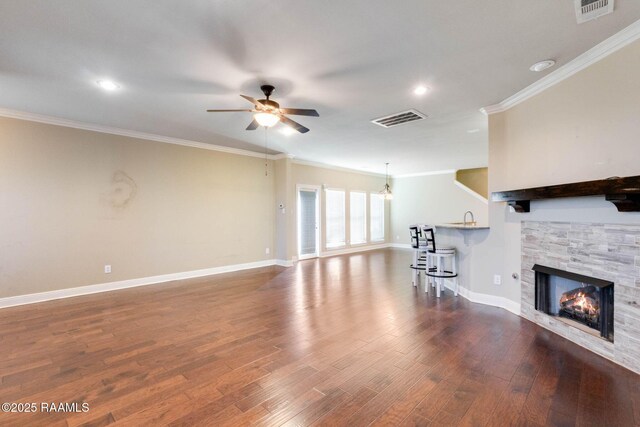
[533,264,614,342]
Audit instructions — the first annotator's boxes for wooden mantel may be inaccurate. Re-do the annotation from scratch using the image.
[491,175,640,213]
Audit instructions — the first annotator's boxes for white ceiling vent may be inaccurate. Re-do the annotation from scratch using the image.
[371,109,427,128]
[575,0,614,24]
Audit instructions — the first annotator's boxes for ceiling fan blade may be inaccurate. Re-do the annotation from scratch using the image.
[279,108,319,117]
[240,95,265,108]
[280,115,310,133]
[206,109,253,112]
[246,119,259,130]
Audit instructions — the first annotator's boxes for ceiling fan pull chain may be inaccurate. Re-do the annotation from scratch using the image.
[264,127,268,176]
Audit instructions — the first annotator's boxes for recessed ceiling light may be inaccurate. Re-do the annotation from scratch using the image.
[413,85,430,96]
[529,60,556,72]
[279,126,296,136]
[467,128,480,134]
[96,80,120,91]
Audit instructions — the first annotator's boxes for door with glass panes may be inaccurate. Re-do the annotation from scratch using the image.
[297,186,320,259]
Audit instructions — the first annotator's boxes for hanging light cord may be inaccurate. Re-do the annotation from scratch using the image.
[385,163,391,190]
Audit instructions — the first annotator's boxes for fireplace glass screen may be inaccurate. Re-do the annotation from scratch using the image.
[533,264,613,342]
[549,276,600,329]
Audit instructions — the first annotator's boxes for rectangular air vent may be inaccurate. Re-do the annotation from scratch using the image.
[371,109,427,128]
[575,0,614,24]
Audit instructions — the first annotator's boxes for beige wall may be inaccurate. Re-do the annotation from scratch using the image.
[0,117,275,298]
[455,167,488,199]
[0,117,391,299]
[274,158,294,261]
[476,39,640,304]
[493,42,640,190]
[390,172,489,245]
[291,162,389,254]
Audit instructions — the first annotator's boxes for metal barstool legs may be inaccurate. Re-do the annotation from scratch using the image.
[421,226,458,298]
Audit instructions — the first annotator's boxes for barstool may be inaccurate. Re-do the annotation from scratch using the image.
[422,226,458,298]
[409,225,429,287]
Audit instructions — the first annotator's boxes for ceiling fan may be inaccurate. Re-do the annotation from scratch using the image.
[207,85,319,134]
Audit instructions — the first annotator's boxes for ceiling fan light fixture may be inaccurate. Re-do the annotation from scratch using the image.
[254,112,280,127]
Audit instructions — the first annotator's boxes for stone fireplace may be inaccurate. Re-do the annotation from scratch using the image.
[521,221,640,374]
[533,264,613,342]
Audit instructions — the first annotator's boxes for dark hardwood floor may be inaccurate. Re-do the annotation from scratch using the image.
[0,249,638,426]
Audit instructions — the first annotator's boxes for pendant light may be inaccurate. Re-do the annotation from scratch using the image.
[379,163,393,200]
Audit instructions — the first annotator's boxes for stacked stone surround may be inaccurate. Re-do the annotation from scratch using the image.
[521,221,640,374]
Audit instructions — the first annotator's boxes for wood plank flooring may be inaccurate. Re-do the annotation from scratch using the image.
[0,249,638,426]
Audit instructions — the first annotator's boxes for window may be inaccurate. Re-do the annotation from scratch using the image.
[370,193,385,242]
[325,189,345,248]
[350,192,367,245]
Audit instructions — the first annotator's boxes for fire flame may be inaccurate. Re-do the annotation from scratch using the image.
[560,291,599,316]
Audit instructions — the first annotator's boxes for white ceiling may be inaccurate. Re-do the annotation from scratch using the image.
[1,1,640,175]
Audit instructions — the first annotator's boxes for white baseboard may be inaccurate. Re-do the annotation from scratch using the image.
[443,281,521,316]
[1,249,522,318]
[320,243,389,257]
[275,259,295,267]
[0,245,393,309]
[0,259,281,309]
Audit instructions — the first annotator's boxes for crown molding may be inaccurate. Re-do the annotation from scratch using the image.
[291,158,386,178]
[272,153,296,160]
[481,19,640,115]
[479,105,504,115]
[0,107,285,160]
[392,169,457,179]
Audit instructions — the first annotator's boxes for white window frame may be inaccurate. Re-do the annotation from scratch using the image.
[349,191,367,246]
[325,188,346,249]
[370,192,385,242]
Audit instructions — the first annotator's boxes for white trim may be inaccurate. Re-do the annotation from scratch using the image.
[349,190,368,246]
[481,19,640,114]
[297,184,322,260]
[0,259,284,309]
[275,259,295,267]
[446,282,521,316]
[0,107,283,160]
[392,169,457,179]
[320,243,389,257]
[272,153,296,160]
[292,159,386,178]
[325,187,347,250]
[453,180,489,204]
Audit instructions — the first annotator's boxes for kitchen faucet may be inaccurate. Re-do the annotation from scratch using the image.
[463,210,475,226]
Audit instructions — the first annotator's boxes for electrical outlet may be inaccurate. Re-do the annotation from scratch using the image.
[493,274,501,285]
[104,265,112,274]
[265,247,270,255]
[396,235,400,240]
